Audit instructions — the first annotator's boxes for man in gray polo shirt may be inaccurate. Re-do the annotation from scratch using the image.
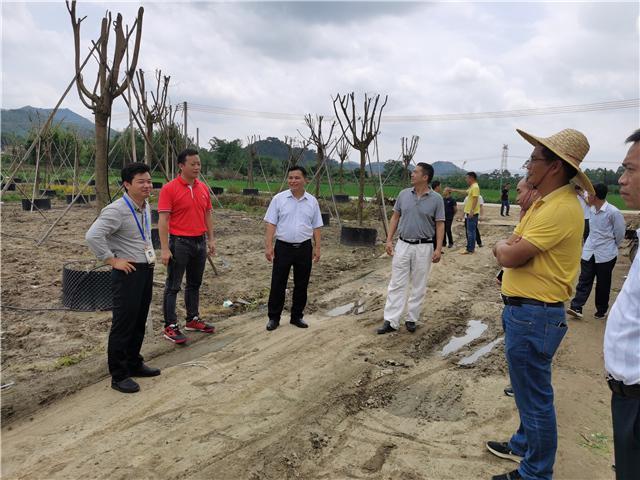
[378,162,445,334]
[86,162,161,394]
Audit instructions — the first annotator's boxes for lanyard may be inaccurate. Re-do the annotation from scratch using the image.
[123,196,150,242]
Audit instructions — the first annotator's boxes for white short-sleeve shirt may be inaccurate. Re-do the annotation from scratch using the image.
[264,190,323,243]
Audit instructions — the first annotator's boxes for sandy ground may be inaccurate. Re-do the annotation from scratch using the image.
[1,197,637,479]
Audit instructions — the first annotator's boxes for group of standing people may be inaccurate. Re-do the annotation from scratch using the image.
[85,128,639,480]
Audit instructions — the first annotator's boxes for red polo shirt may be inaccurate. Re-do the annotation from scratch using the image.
[157,176,212,236]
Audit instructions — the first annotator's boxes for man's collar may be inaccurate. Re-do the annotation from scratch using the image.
[411,186,431,196]
[177,175,198,186]
[123,192,145,211]
[287,189,307,199]
[537,184,574,204]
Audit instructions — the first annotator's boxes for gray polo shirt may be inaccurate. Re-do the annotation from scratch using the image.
[86,193,152,264]
[394,187,445,239]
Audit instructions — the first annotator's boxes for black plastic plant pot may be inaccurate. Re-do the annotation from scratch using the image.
[21,198,51,211]
[89,194,96,201]
[57,179,67,185]
[340,225,377,246]
[151,228,161,249]
[62,261,112,311]
[89,179,96,186]
[40,189,57,197]
[152,182,163,189]
[151,209,160,224]
[321,212,331,226]
[212,187,224,195]
[66,194,89,204]
[13,178,24,183]
[243,188,259,196]
[333,194,350,203]
[2,183,16,191]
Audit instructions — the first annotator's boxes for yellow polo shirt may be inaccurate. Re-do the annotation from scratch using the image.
[463,183,481,215]
[502,184,583,303]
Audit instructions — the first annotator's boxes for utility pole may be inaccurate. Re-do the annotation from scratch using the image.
[196,127,199,148]
[183,101,188,149]
[499,144,508,191]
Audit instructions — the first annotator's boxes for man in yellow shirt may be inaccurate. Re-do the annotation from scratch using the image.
[451,171,481,254]
[486,128,594,480]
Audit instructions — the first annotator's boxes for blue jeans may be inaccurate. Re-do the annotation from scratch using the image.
[465,214,479,252]
[502,303,568,480]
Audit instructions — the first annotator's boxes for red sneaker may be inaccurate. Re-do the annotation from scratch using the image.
[163,324,187,344]
[185,316,215,333]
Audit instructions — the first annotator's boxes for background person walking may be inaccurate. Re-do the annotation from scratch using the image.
[158,149,216,344]
[451,172,481,254]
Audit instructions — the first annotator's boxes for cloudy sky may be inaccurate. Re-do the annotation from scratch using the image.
[2,1,639,172]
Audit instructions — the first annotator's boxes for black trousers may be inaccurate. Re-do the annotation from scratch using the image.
[501,199,510,216]
[109,264,154,381]
[611,392,640,479]
[268,240,313,323]
[583,219,590,243]
[444,218,454,246]
[570,255,617,314]
[163,235,207,326]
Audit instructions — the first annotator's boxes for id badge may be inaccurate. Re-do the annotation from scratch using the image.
[144,246,156,264]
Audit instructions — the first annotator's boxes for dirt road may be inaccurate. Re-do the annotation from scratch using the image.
[2,201,631,479]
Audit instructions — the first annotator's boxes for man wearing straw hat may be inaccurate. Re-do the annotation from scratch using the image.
[487,128,594,480]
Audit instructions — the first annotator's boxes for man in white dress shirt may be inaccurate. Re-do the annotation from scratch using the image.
[567,182,626,319]
[603,129,640,480]
[264,166,323,331]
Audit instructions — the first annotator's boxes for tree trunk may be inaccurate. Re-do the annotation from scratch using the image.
[339,160,345,193]
[358,149,366,225]
[94,112,110,210]
[144,117,153,166]
[315,150,322,197]
[248,152,254,188]
[73,141,79,196]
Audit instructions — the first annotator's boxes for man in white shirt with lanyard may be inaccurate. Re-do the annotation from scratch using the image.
[264,166,323,331]
[86,163,160,394]
[604,129,640,480]
[567,182,626,319]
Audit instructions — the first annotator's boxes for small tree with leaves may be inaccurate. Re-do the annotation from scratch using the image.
[67,0,143,209]
[303,114,336,197]
[132,69,170,166]
[401,135,419,185]
[332,92,387,225]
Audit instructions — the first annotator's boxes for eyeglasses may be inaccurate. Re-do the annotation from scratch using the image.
[522,155,548,169]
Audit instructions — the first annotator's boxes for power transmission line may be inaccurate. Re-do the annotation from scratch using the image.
[175,98,639,123]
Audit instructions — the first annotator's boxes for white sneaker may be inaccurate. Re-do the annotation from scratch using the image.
[566,307,583,319]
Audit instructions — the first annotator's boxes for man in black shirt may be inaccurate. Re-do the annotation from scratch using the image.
[443,187,457,247]
[500,183,511,216]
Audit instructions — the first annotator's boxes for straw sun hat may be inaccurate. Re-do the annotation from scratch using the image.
[516,128,595,195]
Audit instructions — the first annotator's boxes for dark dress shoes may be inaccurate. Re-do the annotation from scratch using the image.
[290,319,309,328]
[405,321,417,333]
[266,319,280,331]
[111,377,140,394]
[377,320,397,335]
[130,364,161,377]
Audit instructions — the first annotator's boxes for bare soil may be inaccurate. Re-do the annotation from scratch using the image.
[1,197,636,479]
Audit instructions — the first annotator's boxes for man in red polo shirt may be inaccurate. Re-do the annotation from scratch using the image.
[158,148,216,344]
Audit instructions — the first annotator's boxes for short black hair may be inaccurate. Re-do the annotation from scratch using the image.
[416,162,434,183]
[121,162,150,184]
[594,183,608,200]
[466,171,477,180]
[431,180,441,189]
[288,165,307,177]
[177,148,199,165]
[626,129,640,144]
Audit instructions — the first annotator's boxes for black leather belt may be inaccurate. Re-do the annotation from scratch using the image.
[277,239,311,248]
[400,237,434,244]
[171,234,206,241]
[501,295,564,309]
[608,377,640,398]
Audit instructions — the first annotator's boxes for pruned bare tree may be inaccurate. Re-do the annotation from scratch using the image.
[335,136,350,193]
[303,114,336,197]
[246,135,260,188]
[332,92,388,225]
[284,136,309,169]
[132,69,170,166]
[67,0,143,209]
[401,135,419,185]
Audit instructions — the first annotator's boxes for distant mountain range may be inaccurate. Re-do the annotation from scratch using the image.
[1,106,101,143]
